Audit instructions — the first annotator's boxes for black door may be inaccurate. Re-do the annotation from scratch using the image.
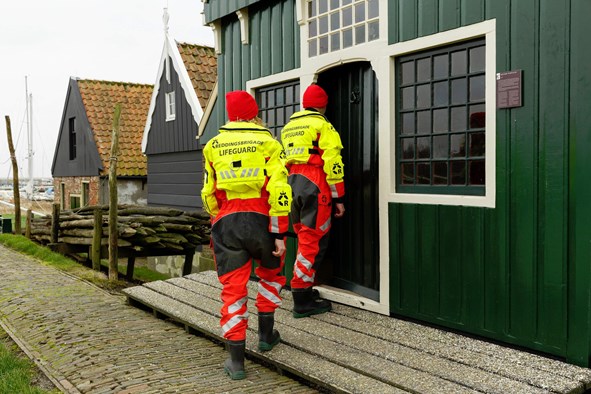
[316,62,380,301]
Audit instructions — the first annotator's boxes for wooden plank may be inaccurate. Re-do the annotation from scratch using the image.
[271,0,283,74]
[399,205,419,311]
[460,0,484,26]
[508,0,537,341]
[259,4,272,77]
[399,0,418,42]
[566,0,591,367]
[282,0,295,71]
[418,0,438,37]
[438,205,462,322]
[249,9,261,80]
[417,205,439,316]
[537,0,569,353]
[438,0,460,31]
[123,285,405,394]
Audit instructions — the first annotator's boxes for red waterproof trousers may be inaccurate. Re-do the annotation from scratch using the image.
[288,164,333,289]
[212,203,286,341]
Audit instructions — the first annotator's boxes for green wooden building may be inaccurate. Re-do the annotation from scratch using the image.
[198,0,591,367]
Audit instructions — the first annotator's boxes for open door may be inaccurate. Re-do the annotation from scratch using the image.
[316,62,380,301]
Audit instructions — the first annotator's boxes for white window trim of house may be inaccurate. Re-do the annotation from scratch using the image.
[165,91,176,121]
[81,181,90,207]
[381,19,497,208]
[70,193,82,209]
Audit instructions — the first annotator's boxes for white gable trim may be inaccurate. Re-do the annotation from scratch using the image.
[142,35,204,152]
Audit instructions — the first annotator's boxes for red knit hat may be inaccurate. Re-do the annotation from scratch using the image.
[303,84,328,108]
[225,90,259,121]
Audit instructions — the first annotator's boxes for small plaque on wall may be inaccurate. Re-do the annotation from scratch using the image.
[496,70,523,109]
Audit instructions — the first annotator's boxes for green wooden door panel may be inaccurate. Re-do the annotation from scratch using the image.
[399,0,418,41]
[418,0,438,37]
[460,0,484,26]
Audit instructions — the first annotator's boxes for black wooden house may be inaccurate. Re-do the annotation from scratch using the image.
[141,32,217,211]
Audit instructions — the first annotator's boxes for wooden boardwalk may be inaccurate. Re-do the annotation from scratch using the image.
[123,271,591,394]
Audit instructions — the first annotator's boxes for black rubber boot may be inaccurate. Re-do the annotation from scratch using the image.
[224,340,246,380]
[292,287,332,318]
[258,312,281,351]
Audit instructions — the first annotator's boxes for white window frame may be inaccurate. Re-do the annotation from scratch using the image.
[70,194,81,210]
[382,19,497,208]
[81,181,90,207]
[165,91,176,121]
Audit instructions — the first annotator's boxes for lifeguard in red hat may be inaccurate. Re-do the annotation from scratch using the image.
[280,84,346,318]
[201,90,292,380]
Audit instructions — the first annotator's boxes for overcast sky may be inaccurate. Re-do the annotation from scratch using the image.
[0,0,214,180]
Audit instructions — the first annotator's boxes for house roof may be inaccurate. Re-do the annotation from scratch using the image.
[77,79,153,176]
[141,36,217,152]
[176,42,217,111]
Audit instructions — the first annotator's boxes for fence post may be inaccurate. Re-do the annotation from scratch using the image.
[51,203,60,243]
[92,208,102,271]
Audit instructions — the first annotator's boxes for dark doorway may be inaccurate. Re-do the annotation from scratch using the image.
[316,61,380,301]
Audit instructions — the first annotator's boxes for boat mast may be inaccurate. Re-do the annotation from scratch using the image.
[25,76,34,199]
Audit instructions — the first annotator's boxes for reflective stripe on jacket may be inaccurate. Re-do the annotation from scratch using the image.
[201,121,291,234]
[280,110,345,199]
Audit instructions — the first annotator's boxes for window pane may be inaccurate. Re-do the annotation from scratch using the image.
[416,84,431,108]
[417,110,431,134]
[417,137,431,159]
[401,112,415,134]
[319,0,328,14]
[469,104,485,128]
[277,108,285,125]
[276,88,284,105]
[402,138,415,159]
[342,6,353,26]
[354,2,365,22]
[451,78,467,104]
[433,54,448,79]
[368,0,379,18]
[319,35,329,54]
[342,0,352,4]
[368,20,379,41]
[451,161,466,185]
[330,0,340,10]
[401,61,415,85]
[309,0,317,17]
[433,162,448,184]
[330,11,340,30]
[260,91,267,107]
[433,108,448,133]
[285,85,294,104]
[469,160,485,185]
[331,32,340,51]
[401,163,415,184]
[417,58,431,82]
[401,87,414,109]
[451,107,466,132]
[417,163,431,184]
[309,39,317,57]
[309,19,317,37]
[433,81,448,106]
[433,135,448,159]
[355,24,365,44]
[451,50,467,76]
[343,28,353,48]
[268,91,275,107]
[450,134,466,157]
[319,15,329,34]
[469,75,485,102]
[469,132,485,157]
[267,109,275,125]
[470,46,485,72]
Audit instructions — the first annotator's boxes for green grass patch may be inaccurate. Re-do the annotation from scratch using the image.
[0,234,169,288]
[0,331,55,394]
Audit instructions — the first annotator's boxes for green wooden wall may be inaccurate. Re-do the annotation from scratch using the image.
[388,0,591,366]
[201,0,300,144]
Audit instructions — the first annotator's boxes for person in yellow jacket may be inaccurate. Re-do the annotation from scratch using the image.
[201,90,291,380]
[280,84,345,318]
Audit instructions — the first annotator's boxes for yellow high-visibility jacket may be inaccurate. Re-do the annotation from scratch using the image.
[201,121,291,234]
[280,109,345,199]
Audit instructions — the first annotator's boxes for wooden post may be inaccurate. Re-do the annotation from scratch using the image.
[182,250,195,276]
[91,208,102,271]
[51,203,60,243]
[108,104,122,281]
[5,116,21,235]
[25,209,32,238]
[126,255,136,281]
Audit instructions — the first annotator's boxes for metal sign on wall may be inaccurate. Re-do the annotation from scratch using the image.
[496,70,523,109]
